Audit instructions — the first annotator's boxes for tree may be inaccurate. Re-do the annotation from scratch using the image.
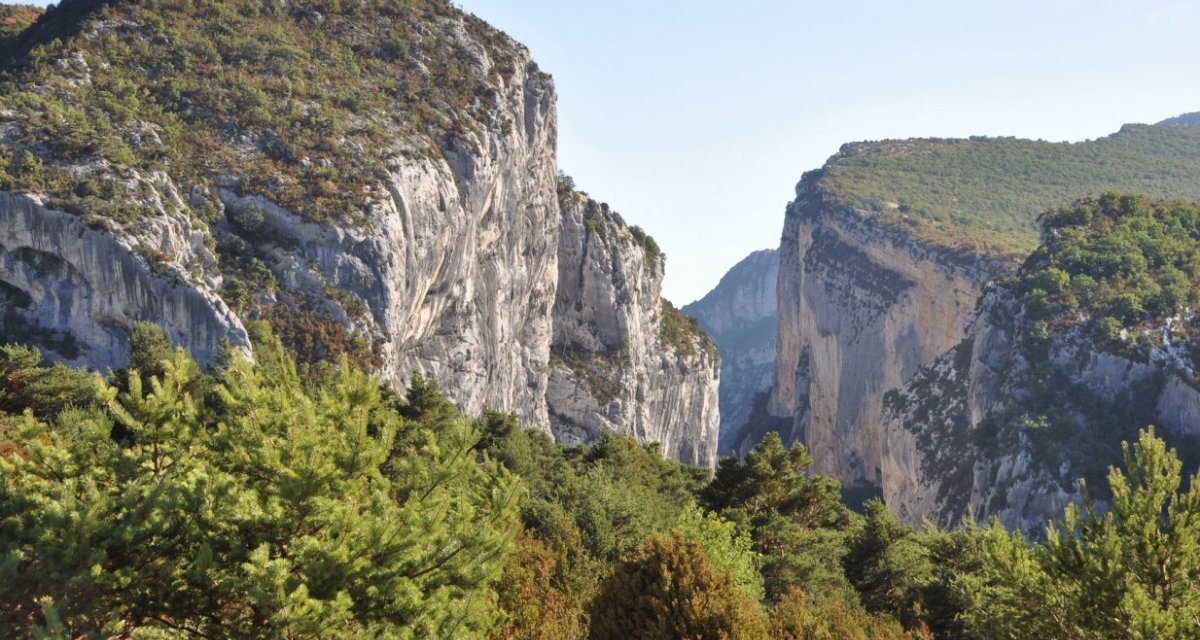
[126,321,172,381]
[673,503,764,603]
[843,500,933,629]
[961,428,1200,640]
[0,336,521,638]
[0,344,96,419]
[702,433,853,601]
[768,588,912,640]
[588,533,768,640]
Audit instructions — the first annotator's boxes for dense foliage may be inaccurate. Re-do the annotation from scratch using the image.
[1020,192,1200,343]
[4,326,1200,638]
[1,325,521,638]
[821,125,1200,256]
[963,429,1200,639]
[972,193,1200,492]
[588,533,768,640]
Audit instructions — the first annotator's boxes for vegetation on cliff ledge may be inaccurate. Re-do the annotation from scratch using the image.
[1019,192,1200,345]
[0,0,531,226]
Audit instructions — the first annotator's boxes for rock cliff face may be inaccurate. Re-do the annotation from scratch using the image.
[880,284,1200,534]
[684,249,778,454]
[0,1,720,464]
[0,15,561,431]
[0,191,249,368]
[219,50,561,431]
[768,173,1006,484]
[548,194,720,467]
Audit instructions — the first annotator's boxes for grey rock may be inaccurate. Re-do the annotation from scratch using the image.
[684,249,778,454]
[547,195,720,467]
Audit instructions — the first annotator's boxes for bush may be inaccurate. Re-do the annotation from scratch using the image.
[588,533,768,640]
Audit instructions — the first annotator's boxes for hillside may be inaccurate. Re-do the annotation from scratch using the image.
[0,0,522,226]
[819,124,1200,258]
[0,0,720,464]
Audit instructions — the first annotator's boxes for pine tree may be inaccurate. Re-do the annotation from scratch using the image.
[962,428,1200,640]
[0,334,521,638]
[702,432,853,601]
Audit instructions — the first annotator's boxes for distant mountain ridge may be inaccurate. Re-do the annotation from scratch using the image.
[1157,111,1200,128]
[684,248,778,454]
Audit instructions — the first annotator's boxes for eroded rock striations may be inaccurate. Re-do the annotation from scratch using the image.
[684,249,778,454]
[0,1,719,465]
[548,194,720,467]
[768,172,1006,484]
[0,191,249,368]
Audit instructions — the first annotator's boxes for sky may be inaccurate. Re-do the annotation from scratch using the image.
[455,0,1200,304]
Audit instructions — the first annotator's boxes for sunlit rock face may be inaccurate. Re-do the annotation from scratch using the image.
[548,195,720,467]
[767,172,1003,483]
[0,7,720,465]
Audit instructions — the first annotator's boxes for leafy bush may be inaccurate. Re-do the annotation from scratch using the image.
[1017,193,1200,339]
[587,533,769,640]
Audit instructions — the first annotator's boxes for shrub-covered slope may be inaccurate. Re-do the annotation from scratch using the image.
[819,123,1200,258]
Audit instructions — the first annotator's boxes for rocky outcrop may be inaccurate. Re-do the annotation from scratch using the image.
[768,172,1007,484]
[684,249,778,453]
[547,194,720,467]
[212,45,561,431]
[0,191,249,368]
[880,284,1200,534]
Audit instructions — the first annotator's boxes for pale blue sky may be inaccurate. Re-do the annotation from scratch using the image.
[457,0,1200,303]
[14,1,1200,303]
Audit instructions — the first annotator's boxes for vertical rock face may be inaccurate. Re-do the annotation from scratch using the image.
[243,50,561,432]
[769,173,1005,485]
[0,192,250,368]
[683,249,778,453]
[547,194,721,467]
[0,7,720,465]
[880,284,1200,534]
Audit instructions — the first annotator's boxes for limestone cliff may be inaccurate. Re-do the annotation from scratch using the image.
[548,194,720,467]
[768,172,1005,483]
[0,190,249,368]
[881,195,1200,534]
[684,249,778,454]
[0,0,720,464]
[763,123,1200,491]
